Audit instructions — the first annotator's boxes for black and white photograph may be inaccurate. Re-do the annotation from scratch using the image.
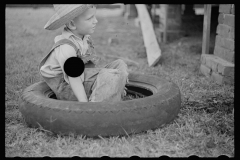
[6,4,234,157]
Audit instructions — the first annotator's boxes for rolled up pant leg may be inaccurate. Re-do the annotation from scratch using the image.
[89,59,129,102]
[103,59,129,84]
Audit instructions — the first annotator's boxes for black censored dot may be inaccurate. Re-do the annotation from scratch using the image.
[64,57,85,77]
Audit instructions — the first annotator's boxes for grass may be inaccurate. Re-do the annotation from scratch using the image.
[5,7,234,157]
[122,94,144,101]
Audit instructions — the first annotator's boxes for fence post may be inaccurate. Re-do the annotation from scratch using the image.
[202,4,212,55]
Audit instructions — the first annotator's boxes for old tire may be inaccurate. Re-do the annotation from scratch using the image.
[20,72,181,137]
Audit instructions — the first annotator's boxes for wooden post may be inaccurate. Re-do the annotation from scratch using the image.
[152,4,156,18]
[124,4,138,19]
[202,4,212,55]
[121,4,127,16]
[162,5,168,43]
[153,4,168,43]
[136,4,161,67]
[155,5,181,43]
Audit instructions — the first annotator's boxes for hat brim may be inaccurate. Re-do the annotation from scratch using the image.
[44,5,89,30]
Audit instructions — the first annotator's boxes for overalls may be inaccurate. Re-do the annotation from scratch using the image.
[39,39,129,102]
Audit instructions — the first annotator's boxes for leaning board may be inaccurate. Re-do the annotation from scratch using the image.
[135,4,161,67]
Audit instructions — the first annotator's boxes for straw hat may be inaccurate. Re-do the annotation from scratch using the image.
[44,4,92,30]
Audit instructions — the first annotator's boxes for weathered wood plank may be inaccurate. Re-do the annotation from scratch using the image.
[136,4,161,67]
[161,5,168,43]
[202,4,212,55]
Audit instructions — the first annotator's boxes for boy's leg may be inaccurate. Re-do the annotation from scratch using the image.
[104,59,129,94]
[83,68,101,99]
[103,59,128,73]
[89,68,128,102]
[54,76,78,101]
[41,60,129,102]
[57,68,102,101]
[89,59,129,102]
[54,68,101,101]
[42,75,78,101]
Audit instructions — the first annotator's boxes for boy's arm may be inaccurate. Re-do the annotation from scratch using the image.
[69,76,88,102]
[64,57,88,102]
[56,44,88,102]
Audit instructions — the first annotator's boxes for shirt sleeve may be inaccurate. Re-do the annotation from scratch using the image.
[55,44,77,71]
[55,44,84,83]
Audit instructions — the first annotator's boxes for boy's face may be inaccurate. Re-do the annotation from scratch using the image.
[72,6,98,37]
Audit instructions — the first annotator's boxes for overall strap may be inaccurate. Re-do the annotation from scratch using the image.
[38,39,80,72]
[52,39,79,53]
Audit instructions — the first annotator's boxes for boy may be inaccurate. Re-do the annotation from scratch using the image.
[39,4,129,102]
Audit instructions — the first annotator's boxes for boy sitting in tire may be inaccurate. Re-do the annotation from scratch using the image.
[39,4,129,102]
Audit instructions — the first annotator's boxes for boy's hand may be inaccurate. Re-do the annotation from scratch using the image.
[126,77,129,83]
[121,87,127,97]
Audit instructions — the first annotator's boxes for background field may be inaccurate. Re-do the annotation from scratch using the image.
[6,7,234,157]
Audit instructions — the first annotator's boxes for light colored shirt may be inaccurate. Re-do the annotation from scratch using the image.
[40,27,90,84]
